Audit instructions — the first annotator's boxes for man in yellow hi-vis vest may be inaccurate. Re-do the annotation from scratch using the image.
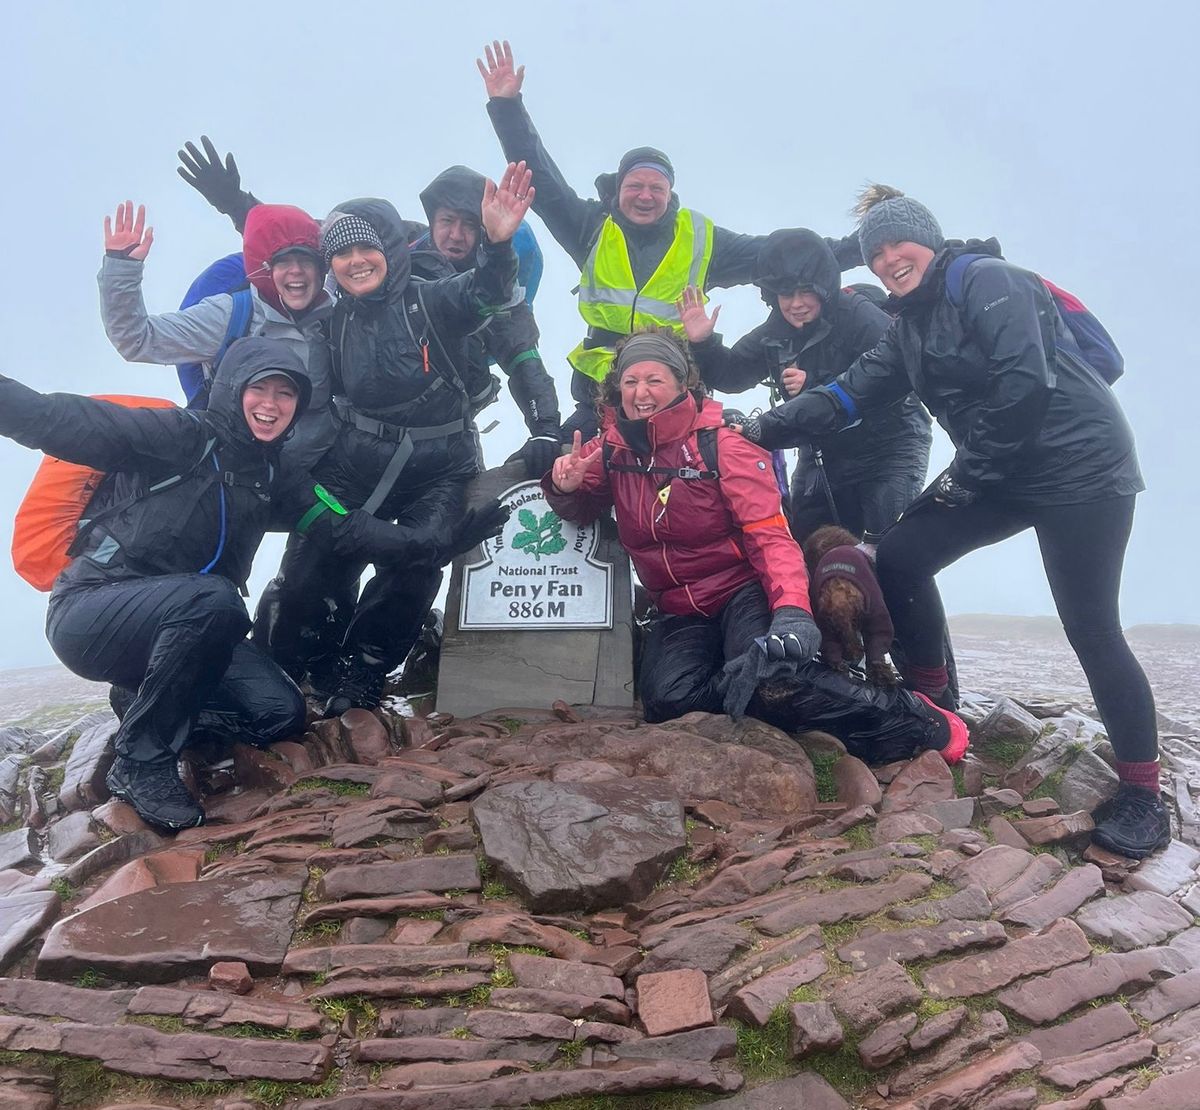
[477,40,861,442]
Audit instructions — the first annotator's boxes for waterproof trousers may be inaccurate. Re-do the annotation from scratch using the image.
[877,493,1157,762]
[47,574,305,763]
[639,583,948,763]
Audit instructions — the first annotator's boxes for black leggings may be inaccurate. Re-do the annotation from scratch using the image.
[876,494,1157,762]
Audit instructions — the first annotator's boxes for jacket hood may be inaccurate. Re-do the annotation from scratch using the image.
[755,228,841,310]
[242,205,324,315]
[419,165,486,226]
[605,391,722,454]
[205,336,312,449]
[330,197,414,302]
[890,236,1004,316]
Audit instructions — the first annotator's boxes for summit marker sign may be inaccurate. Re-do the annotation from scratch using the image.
[459,480,613,630]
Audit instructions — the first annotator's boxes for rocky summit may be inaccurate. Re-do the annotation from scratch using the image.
[0,683,1199,1109]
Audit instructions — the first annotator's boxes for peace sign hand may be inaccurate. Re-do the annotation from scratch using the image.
[477,40,525,98]
[550,431,599,493]
[104,201,154,261]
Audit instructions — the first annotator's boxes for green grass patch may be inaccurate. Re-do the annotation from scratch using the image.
[904,834,939,853]
[662,854,705,887]
[844,824,873,850]
[556,1038,587,1066]
[539,1092,710,1109]
[123,1014,188,1034]
[44,766,67,794]
[731,1009,793,1082]
[49,877,76,901]
[482,879,514,900]
[980,737,1031,767]
[72,968,103,990]
[916,996,961,1020]
[821,921,860,948]
[466,982,493,1007]
[804,1038,873,1097]
[810,753,841,803]
[498,716,524,734]
[292,777,371,797]
[311,995,378,1032]
[1029,769,1066,803]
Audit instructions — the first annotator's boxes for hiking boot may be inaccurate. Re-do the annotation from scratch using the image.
[322,656,388,719]
[106,754,205,831]
[914,692,971,764]
[1091,783,1171,859]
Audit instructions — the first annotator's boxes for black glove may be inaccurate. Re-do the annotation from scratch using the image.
[721,408,748,428]
[441,500,511,563]
[177,136,260,232]
[516,435,562,479]
[757,606,821,662]
[933,468,978,508]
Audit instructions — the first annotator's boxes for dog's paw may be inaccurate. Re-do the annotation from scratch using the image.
[867,661,900,688]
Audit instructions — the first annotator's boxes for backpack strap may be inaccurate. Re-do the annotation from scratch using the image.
[944,253,989,307]
[187,289,255,411]
[67,435,220,558]
[601,432,720,482]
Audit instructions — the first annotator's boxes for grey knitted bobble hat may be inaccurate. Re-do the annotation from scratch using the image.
[855,184,945,265]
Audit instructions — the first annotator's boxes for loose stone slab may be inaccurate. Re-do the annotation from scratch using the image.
[353,1036,558,1064]
[889,1010,1010,1096]
[35,867,305,982]
[0,978,132,1025]
[1039,1035,1157,1090]
[838,919,1006,971]
[788,1001,844,1059]
[1002,864,1105,929]
[948,845,1039,895]
[128,985,326,1035]
[922,919,1092,999]
[859,1011,918,1070]
[990,853,1066,913]
[0,1014,331,1082]
[488,987,631,1025]
[707,1073,849,1109]
[0,893,59,973]
[833,755,882,808]
[282,942,476,976]
[1011,811,1095,849]
[908,1005,967,1052]
[1129,968,1200,1023]
[890,883,993,923]
[757,871,932,936]
[507,953,624,1000]
[0,829,37,873]
[828,959,922,1033]
[708,926,824,1006]
[1125,840,1200,897]
[636,969,713,1036]
[472,779,685,912]
[880,750,957,813]
[996,947,1191,1024]
[972,698,1044,750]
[1020,1002,1140,1062]
[318,854,479,901]
[723,953,827,1026]
[889,1040,1042,1110]
[1075,891,1193,951]
[57,716,117,812]
[638,920,753,977]
[612,1026,737,1062]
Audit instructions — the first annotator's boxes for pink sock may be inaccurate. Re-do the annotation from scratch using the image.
[1115,760,1160,794]
[906,663,949,697]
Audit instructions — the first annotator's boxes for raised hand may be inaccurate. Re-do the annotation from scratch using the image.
[781,365,808,397]
[550,431,599,493]
[676,285,720,343]
[104,201,154,261]
[476,39,525,98]
[177,135,245,213]
[481,161,535,243]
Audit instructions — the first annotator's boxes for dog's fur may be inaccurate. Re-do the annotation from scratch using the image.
[802,524,898,687]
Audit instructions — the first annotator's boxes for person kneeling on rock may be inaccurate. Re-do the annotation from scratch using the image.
[0,338,507,831]
[543,326,968,765]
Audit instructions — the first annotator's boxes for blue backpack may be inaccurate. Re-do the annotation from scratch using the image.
[175,253,255,407]
[945,254,1123,385]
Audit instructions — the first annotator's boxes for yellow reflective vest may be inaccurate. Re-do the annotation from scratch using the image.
[568,208,715,383]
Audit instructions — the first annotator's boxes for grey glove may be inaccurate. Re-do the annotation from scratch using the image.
[759,606,821,662]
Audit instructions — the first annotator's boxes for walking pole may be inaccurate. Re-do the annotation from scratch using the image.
[812,446,840,526]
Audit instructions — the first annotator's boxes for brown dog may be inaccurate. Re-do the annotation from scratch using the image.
[802,525,898,687]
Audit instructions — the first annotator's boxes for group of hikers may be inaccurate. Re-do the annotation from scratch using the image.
[0,41,1167,861]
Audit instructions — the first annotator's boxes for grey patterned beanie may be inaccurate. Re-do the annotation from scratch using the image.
[858,193,945,266]
[320,212,385,262]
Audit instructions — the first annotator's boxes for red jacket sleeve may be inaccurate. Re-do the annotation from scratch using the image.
[540,434,614,524]
[715,429,811,612]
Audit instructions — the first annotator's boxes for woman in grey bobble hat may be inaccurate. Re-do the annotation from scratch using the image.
[735,184,1163,861]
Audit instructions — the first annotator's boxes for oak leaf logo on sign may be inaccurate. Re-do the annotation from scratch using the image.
[512,508,567,562]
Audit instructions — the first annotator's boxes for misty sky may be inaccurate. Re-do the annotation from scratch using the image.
[1,1,1197,670]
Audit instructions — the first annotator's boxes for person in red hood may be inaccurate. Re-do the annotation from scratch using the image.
[99,201,337,471]
[545,327,968,764]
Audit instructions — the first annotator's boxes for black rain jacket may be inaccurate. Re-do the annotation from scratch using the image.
[0,338,451,596]
[692,229,931,483]
[415,166,560,438]
[754,239,1143,506]
[322,197,518,507]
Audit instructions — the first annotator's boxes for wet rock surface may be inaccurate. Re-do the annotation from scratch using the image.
[0,667,1196,1107]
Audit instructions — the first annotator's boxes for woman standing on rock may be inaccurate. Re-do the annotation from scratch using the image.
[544,326,968,765]
[735,186,1163,858]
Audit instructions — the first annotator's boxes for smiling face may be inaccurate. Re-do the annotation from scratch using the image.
[617,168,671,225]
[431,207,480,263]
[242,375,300,443]
[270,251,322,312]
[619,360,685,420]
[777,289,823,329]
[330,244,388,296]
[869,241,936,297]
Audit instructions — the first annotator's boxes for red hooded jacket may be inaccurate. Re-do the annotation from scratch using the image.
[543,393,810,617]
[242,205,322,315]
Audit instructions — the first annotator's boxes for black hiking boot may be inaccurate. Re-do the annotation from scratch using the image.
[322,656,388,719]
[106,754,205,831]
[1091,783,1171,859]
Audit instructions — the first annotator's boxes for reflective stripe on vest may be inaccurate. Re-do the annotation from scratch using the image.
[568,208,715,382]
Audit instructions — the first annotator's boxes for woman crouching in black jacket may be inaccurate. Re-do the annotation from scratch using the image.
[0,337,505,830]
[737,186,1163,859]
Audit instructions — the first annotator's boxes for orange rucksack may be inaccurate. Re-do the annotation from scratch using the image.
[12,395,180,591]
